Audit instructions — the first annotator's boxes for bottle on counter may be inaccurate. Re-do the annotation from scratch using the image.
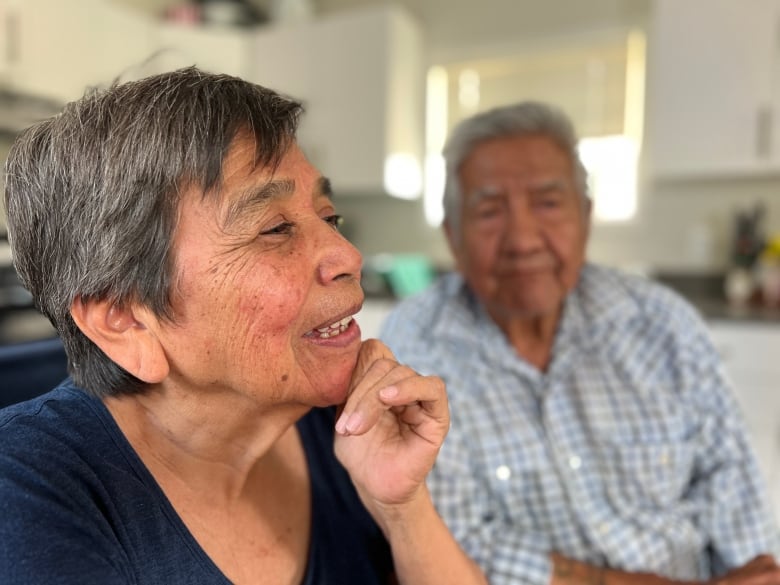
[757,235,780,308]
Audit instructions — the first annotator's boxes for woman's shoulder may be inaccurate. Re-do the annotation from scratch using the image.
[0,383,97,450]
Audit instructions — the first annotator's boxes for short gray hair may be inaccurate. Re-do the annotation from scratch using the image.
[4,66,303,398]
[442,101,589,236]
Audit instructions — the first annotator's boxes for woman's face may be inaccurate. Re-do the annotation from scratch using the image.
[154,137,364,408]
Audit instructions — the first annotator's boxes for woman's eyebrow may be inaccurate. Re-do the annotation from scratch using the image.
[221,179,295,229]
[317,176,334,200]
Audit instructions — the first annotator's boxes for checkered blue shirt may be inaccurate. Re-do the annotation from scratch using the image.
[380,263,779,585]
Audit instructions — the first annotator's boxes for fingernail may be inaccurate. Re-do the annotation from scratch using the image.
[335,413,348,435]
[344,412,363,434]
[379,386,398,399]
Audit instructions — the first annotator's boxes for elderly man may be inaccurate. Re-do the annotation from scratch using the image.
[380,101,780,585]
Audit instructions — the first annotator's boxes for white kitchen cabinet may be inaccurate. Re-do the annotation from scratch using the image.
[0,1,425,197]
[1,0,155,103]
[151,23,253,80]
[0,0,16,83]
[0,0,256,104]
[708,320,780,521]
[250,5,425,197]
[647,0,780,179]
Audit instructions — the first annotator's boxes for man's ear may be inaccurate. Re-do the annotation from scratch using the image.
[582,195,593,238]
[443,220,462,272]
[70,297,169,384]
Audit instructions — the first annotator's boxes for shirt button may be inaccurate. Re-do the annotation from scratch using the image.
[496,465,511,480]
[598,522,609,535]
[568,455,582,470]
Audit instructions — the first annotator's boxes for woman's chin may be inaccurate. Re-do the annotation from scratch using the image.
[310,356,361,407]
[289,327,362,407]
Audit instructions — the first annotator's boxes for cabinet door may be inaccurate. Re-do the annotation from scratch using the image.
[83,1,155,90]
[250,6,424,196]
[3,0,87,101]
[0,0,16,83]
[250,23,312,110]
[647,0,780,178]
[5,0,154,103]
[152,24,252,79]
[708,321,780,520]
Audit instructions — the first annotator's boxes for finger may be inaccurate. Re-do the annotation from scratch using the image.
[379,376,450,444]
[376,374,446,405]
[377,374,448,421]
[349,339,398,393]
[348,355,398,398]
[337,371,447,438]
[336,364,419,435]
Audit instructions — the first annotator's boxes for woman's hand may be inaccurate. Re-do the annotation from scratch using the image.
[334,339,449,511]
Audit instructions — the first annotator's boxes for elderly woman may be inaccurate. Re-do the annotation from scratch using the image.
[0,67,487,585]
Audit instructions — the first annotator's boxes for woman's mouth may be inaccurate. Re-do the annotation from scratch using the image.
[305,315,354,339]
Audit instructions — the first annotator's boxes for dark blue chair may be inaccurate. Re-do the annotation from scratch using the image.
[0,336,69,409]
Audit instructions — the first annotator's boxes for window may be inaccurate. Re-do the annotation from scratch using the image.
[424,29,646,226]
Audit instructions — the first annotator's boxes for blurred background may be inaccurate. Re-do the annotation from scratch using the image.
[0,0,778,515]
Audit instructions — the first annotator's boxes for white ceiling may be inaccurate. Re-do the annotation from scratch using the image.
[318,0,649,48]
[119,0,651,52]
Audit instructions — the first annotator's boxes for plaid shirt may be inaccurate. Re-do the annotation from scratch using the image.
[380,263,779,585]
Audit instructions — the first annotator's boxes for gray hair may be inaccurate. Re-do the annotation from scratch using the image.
[4,66,303,398]
[442,101,589,236]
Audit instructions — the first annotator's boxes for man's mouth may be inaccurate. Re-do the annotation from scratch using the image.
[305,315,354,339]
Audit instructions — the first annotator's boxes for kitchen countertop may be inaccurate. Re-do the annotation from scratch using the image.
[653,272,780,324]
[688,297,780,323]
[366,270,780,324]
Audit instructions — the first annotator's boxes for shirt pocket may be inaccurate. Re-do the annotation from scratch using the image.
[601,441,696,510]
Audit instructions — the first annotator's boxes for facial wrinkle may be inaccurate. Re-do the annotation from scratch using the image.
[220,179,295,233]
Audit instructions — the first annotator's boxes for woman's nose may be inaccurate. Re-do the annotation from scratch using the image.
[316,221,363,284]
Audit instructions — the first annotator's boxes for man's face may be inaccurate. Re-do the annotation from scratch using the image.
[447,134,591,327]
[152,137,365,408]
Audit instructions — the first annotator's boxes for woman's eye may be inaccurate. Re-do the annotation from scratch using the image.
[260,221,294,236]
[324,214,343,230]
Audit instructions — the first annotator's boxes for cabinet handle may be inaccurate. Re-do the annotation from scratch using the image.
[756,105,772,159]
[3,8,19,68]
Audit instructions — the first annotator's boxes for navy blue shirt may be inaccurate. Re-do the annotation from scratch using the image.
[0,382,393,584]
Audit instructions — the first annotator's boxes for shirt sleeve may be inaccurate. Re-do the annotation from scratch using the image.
[681,322,780,572]
[427,412,553,585]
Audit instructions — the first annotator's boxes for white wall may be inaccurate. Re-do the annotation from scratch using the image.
[329,0,780,275]
[75,1,780,274]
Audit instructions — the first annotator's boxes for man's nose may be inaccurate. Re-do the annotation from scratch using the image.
[503,198,544,252]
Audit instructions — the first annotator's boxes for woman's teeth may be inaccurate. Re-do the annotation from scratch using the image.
[310,316,353,339]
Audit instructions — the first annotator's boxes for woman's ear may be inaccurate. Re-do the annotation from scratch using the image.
[70,297,169,384]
